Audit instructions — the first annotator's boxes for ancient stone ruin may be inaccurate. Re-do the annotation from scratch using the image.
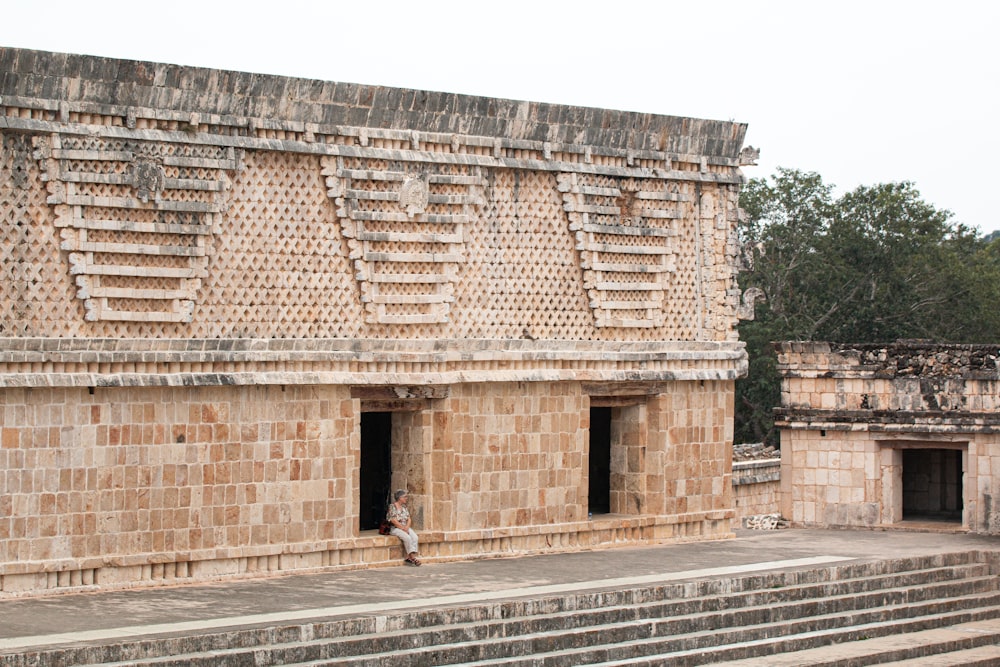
[0,47,756,596]
[775,341,1000,533]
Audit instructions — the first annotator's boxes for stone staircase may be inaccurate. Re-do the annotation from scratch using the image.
[3,550,1000,666]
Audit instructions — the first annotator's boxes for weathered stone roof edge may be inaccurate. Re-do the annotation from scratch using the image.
[774,341,1000,379]
[0,47,748,158]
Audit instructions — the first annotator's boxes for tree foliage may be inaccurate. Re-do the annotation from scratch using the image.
[735,168,1000,446]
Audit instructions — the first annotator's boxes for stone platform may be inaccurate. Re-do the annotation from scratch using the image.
[1,528,998,665]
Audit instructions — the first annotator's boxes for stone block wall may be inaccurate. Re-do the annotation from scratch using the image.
[0,47,752,596]
[653,381,735,519]
[733,459,781,518]
[777,344,1000,414]
[775,342,1000,533]
[0,383,357,593]
[442,382,587,530]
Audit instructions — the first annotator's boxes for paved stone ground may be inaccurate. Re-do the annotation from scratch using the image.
[1,528,997,653]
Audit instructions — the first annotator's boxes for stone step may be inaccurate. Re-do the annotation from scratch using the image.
[455,606,1000,667]
[705,617,1000,666]
[9,558,979,667]
[336,599,1000,667]
[878,643,1000,666]
[134,577,998,667]
[8,554,997,667]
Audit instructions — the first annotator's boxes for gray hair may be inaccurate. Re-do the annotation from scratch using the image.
[393,489,409,501]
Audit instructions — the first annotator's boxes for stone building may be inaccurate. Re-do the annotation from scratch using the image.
[0,47,756,596]
[775,342,1000,534]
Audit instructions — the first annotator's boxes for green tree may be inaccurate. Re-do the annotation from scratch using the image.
[735,168,834,445]
[739,168,836,339]
[735,169,1000,446]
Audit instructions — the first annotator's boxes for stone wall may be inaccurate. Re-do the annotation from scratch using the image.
[733,459,781,519]
[0,370,738,593]
[775,342,1000,533]
[0,383,354,593]
[0,47,752,596]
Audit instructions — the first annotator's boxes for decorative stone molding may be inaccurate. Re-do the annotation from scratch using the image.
[399,176,430,217]
[37,134,240,322]
[733,459,781,485]
[2,48,750,336]
[0,338,747,388]
[131,153,165,203]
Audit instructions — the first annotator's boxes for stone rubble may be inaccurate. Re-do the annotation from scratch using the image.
[733,442,779,461]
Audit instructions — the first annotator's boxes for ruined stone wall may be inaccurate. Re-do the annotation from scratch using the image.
[0,47,751,596]
[775,342,1000,533]
[777,343,1000,415]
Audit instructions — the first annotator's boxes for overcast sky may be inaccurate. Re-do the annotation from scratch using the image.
[3,0,997,233]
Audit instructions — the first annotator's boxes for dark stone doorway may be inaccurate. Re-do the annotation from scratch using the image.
[902,448,963,522]
[589,407,611,515]
[359,411,392,531]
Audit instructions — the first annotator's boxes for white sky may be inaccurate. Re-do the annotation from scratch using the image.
[3,0,998,233]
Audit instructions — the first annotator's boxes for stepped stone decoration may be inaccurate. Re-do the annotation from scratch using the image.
[323,156,484,324]
[37,135,238,322]
[558,173,683,328]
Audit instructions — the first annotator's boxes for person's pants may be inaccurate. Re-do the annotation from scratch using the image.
[390,527,419,555]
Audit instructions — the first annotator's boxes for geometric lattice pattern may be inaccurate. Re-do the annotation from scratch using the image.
[205,151,361,338]
[1,132,77,337]
[3,128,742,342]
[323,156,484,324]
[456,169,594,340]
[558,172,684,328]
[39,134,238,322]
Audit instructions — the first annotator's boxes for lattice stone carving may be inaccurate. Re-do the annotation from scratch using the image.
[38,135,239,322]
[557,173,685,328]
[323,157,484,324]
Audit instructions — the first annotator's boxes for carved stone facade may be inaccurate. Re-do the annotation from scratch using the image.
[0,47,751,596]
[775,342,1000,534]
